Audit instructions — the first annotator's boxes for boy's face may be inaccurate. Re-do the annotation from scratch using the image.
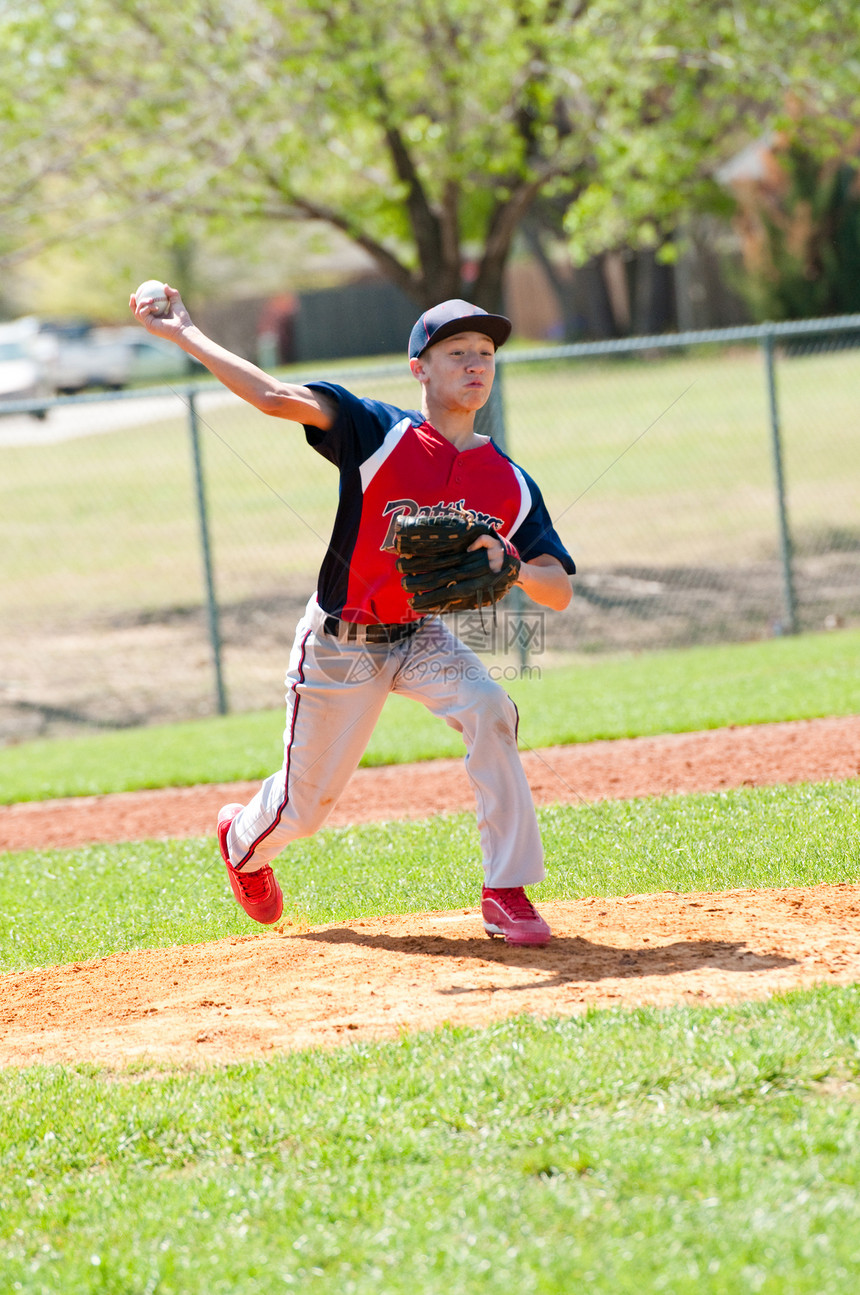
[410,330,496,413]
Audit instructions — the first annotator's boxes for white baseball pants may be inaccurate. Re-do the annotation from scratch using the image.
[224,595,544,889]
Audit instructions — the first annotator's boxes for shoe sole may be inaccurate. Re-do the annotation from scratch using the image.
[483,920,551,946]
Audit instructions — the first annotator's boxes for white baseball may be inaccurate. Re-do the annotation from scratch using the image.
[135,279,169,317]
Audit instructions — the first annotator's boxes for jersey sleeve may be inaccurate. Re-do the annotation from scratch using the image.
[511,468,576,574]
[302,382,422,469]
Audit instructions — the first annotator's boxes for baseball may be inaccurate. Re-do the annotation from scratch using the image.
[135,279,170,317]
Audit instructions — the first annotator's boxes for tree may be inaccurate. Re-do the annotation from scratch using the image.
[729,132,860,321]
[4,0,859,313]
[0,5,156,255]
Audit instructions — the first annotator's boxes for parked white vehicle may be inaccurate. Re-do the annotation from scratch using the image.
[113,328,203,386]
[45,325,200,394]
[0,318,52,417]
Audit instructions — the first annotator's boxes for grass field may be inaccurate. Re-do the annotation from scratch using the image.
[2,343,859,625]
[2,780,858,972]
[2,628,859,802]
[2,631,859,1291]
[2,777,859,1292]
[3,991,860,1294]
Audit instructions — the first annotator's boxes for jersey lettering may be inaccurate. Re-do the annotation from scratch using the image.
[380,498,504,551]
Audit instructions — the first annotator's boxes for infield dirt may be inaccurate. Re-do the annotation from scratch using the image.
[1,715,858,1069]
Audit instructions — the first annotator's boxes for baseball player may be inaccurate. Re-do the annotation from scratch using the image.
[130,287,575,945]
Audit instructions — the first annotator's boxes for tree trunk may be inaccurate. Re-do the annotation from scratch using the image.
[630,247,677,335]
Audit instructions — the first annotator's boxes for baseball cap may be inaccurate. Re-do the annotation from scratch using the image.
[408,299,512,360]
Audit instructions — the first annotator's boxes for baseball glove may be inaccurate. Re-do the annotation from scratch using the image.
[393,511,521,614]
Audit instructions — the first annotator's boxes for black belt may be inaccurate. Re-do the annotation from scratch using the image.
[322,615,421,644]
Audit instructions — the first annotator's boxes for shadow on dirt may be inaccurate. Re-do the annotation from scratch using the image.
[297,925,796,988]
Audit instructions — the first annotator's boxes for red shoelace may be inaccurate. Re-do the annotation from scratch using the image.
[486,887,538,919]
[236,867,272,900]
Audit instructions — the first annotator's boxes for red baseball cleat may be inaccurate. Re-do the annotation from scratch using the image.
[218,802,283,925]
[481,886,551,946]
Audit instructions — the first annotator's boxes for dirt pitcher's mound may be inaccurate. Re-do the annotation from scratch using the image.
[2,884,859,1070]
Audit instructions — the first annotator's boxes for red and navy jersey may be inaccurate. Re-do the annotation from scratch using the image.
[304,383,575,624]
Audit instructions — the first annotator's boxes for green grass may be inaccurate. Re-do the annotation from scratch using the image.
[2,781,857,973]
[2,345,859,623]
[2,628,858,802]
[497,347,860,566]
[3,990,860,1293]
[2,596,859,1287]
[1,769,858,1292]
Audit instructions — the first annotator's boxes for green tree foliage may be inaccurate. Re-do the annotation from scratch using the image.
[2,0,858,309]
[0,5,94,270]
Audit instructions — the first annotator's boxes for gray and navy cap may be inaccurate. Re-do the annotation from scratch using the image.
[408,299,512,360]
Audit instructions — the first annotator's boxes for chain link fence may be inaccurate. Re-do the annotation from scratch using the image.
[1,316,858,742]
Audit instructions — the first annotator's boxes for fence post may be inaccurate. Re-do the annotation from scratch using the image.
[187,389,228,714]
[761,331,798,635]
[475,367,529,670]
